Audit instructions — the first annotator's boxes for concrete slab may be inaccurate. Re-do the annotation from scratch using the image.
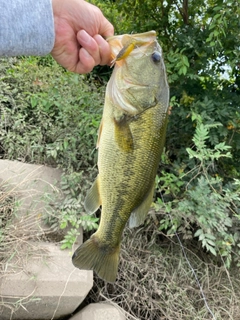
[0,159,84,244]
[0,242,93,320]
[0,160,63,236]
[69,303,126,320]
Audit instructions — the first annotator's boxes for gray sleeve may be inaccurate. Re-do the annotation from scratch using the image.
[0,0,55,56]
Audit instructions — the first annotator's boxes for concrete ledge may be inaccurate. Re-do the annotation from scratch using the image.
[0,242,93,320]
[0,160,63,236]
[69,303,126,320]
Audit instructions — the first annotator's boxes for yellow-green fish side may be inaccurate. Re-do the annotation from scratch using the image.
[97,95,168,245]
[72,31,169,283]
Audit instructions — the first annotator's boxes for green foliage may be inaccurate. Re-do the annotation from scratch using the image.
[186,112,232,164]
[92,0,240,176]
[156,116,240,267]
[58,174,99,249]
[42,170,99,250]
[0,56,103,170]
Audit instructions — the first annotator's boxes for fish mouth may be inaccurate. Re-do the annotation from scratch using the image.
[106,31,162,115]
[107,31,157,64]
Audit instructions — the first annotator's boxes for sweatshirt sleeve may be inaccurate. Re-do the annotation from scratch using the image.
[0,0,55,56]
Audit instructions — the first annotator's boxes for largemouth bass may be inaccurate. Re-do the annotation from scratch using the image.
[72,31,169,283]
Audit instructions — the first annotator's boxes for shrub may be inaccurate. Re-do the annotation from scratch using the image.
[155,114,240,267]
[0,56,104,170]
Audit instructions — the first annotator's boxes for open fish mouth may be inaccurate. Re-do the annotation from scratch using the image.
[106,31,164,115]
[107,30,158,66]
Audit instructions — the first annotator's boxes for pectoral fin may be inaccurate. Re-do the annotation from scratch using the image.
[128,183,155,228]
[84,176,101,214]
[114,117,134,152]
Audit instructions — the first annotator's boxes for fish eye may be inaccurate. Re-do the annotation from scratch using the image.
[152,51,161,63]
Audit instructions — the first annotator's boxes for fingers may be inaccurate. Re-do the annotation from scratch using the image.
[77,30,101,65]
[76,30,112,73]
[77,48,95,74]
[93,34,112,66]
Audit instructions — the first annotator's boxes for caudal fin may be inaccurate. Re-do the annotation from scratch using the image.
[72,235,120,283]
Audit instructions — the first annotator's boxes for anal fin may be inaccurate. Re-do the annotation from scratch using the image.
[128,183,155,228]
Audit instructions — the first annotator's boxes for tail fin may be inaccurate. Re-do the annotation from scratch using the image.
[72,234,120,283]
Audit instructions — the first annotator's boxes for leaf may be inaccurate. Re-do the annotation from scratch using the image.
[182,55,189,67]
[194,229,203,237]
[60,221,67,229]
[60,243,69,250]
[208,245,217,256]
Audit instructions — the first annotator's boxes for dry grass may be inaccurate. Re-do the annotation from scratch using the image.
[87,219,240,320]
[0,172,65,294]
[0,176,64,317]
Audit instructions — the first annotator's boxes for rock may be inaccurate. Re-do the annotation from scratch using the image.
[0,160,63,236]
[69,303,126,320]
[0,242,93,320]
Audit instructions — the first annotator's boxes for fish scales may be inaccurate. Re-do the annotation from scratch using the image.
[72,31,169,282]
[98,104,165,237]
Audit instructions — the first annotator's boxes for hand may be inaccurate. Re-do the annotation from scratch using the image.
[51,0,114,73]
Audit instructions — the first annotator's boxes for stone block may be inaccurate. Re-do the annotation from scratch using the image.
[69,303,126,320]
[0,242,93,320]
[0,160,63,236]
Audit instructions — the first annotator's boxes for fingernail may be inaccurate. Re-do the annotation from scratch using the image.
[79,30,91,45]
[94,34,103,43]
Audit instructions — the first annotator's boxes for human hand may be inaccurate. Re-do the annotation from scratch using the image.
[51,0,114,73]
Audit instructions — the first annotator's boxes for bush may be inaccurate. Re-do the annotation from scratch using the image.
[0,56,104,170]
[155,114,240,267]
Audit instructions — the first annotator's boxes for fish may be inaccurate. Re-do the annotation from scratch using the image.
[72,31,169,283]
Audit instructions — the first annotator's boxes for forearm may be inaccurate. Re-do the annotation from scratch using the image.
[0,0,55,56]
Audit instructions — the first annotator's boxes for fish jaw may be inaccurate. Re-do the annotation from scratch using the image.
[107,31,169,117]
[107,30,157,65]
